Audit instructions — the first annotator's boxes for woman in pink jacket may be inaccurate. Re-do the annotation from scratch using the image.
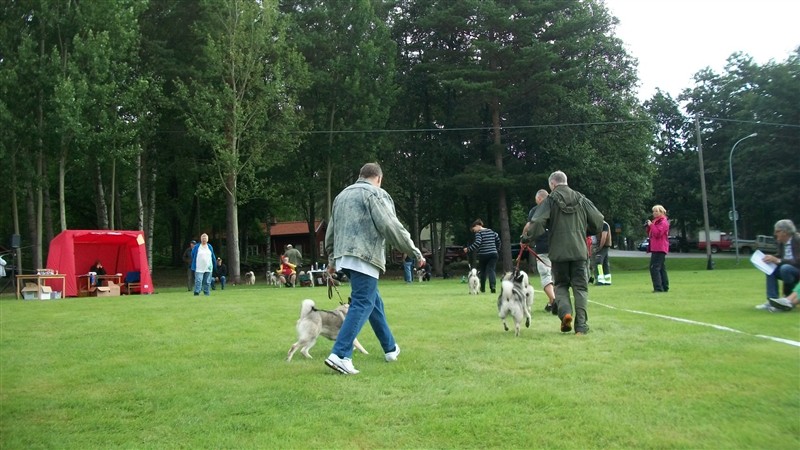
[646,204,670,292]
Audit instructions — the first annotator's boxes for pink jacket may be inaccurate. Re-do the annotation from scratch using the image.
[647,216,670,253]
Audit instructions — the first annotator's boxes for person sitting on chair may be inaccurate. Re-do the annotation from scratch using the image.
[278,255,297,287]
[89,259,107,285]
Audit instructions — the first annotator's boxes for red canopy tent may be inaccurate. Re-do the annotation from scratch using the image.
[46,230,154,297]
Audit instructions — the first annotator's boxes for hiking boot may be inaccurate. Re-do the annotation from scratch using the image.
[560,314,573,333]
[324,354,359,375]
[385,344,400,362]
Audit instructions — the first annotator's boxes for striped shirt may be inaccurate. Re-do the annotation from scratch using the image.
[468,228,500,256]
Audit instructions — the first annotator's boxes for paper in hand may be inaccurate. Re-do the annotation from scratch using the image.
[750,250,777,275]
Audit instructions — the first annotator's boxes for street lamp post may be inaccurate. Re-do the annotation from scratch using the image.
[729,132,758,263]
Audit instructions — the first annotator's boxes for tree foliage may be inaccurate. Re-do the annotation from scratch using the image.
[0,0,795,276]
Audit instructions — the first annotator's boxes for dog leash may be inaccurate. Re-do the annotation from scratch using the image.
[516,243,550,269]
[326,272,345,305]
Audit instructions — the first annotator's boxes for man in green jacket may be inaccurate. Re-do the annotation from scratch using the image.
[522,171,604,335]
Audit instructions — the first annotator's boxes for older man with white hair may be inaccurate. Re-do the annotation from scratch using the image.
[757,219,800,310]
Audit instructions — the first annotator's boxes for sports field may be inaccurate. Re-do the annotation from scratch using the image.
[1,257,798,449]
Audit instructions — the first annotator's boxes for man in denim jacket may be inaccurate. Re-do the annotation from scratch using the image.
[323,163,425,375]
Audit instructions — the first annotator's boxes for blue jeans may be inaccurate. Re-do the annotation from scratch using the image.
[766,264,800,298]
[331,270,395,359]
[210,276,226,290]
[194,271,211,295]
[403,260,413,282]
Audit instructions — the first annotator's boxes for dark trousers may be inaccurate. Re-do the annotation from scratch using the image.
[477,253,498,292]
[552,260,590,333]
[649,252,669,292]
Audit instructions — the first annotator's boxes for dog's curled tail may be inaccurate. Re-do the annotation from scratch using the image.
[299,299,316,319]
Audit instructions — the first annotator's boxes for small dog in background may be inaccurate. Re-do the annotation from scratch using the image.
[244,271,256,285]
[468,268,480,295]
[266,271,278,286]
[287,299,369,361]
[497,271,533,336]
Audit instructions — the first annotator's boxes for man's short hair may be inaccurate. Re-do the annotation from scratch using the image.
[359,162,383,179]
[549,171,568,187]
[535,189,549,202]
[774,219,796,234]
[471,219,484,227]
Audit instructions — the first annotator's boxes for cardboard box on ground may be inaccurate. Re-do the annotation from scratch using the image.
[94,281,121,297]
[21,283,61,300]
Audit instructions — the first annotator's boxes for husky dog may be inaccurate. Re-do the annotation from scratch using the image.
[244,271,256,285]
[468,268,480,295]
[286,299,369,361]
[266,271,278,286]
[497,271,534,336]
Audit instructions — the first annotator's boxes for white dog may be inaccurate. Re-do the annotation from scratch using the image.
[497,271,533,336]
[244,271,256,285]
[468,268,480,295]
[416,268,428,283]
[266,271,278,286]
[287,299,369,361]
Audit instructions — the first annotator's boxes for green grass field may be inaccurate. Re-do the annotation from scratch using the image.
[1,257,798,449]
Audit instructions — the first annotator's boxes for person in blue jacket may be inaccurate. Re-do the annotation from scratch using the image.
[191,233,217,296]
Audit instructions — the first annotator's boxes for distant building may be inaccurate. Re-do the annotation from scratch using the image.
[263,220,326,261]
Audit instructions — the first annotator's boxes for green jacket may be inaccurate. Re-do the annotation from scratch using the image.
[522,185,604,262]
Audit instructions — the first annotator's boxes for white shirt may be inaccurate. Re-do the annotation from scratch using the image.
[195,244,213,273]
[783,242,794,260]
[336,255,380,279]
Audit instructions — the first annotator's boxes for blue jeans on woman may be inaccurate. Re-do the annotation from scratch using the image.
[194,271,211,295]
[331,270,396,359]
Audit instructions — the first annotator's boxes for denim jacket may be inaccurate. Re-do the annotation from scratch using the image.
[325,179,422,272]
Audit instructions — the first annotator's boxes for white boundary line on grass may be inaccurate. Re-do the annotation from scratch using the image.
[590,300,800,348]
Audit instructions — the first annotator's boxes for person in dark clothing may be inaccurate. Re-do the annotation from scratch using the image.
[183,240,196,291]
[211,257,227,290]
[464,219,501,294]
[522,171,604,335]
[89,260,107,286]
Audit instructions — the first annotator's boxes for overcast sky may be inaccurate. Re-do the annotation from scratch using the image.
[604,0,800,100]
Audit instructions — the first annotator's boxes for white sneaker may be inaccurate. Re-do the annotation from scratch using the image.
[324,353,359,375]
[768,297,794,311]
[755,302,771,310]
[385,344,400,362]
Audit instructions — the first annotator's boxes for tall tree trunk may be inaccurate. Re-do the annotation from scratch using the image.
[491,96,512,273]
[25,183,37,271]
[11,153,22,277]
[326,105,337,218]
[136,152,144,230]
[225,173,241,285]
[146,164,157,274]
[110,158,116,230]
[95,160,109,229]
[59,143,68,231]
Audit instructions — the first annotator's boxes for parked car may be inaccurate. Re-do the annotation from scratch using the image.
[443,246,466,263]
[638,236,687,253]
[757,235,778,254]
